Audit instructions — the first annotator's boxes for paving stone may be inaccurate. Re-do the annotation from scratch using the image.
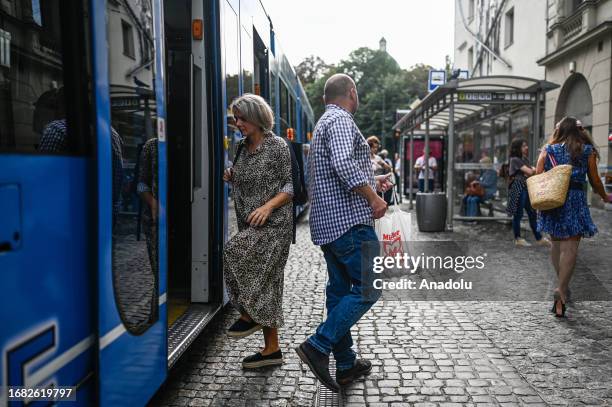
[151,209,612,406]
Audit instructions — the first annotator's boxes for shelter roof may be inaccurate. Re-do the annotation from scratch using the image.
[392,76,558,133]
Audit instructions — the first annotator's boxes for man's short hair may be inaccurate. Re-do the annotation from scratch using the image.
[324,74,355,102]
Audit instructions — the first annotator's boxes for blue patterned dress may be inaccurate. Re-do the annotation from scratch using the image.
[537,143,597,238]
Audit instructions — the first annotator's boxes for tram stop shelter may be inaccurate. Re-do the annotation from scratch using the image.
[392,76,559,230]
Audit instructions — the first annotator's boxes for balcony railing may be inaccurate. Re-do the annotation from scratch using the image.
[562,11,583,41]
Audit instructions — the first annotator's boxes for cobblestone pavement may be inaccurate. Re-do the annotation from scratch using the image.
[151,217,327,407]
[152,206,612,406]
[113,216,157,333]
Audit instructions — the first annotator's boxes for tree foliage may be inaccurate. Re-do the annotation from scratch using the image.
[297,48,432,152]
[295,55,331,86]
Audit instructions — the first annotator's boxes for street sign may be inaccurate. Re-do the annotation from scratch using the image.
[457,91,536,103]
[428,70,446,92]
[458,70,469,79]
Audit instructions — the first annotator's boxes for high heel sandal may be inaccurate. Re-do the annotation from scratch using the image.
[552,292,566,318]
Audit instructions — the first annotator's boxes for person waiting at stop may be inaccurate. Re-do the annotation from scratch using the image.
[414,151,437,192]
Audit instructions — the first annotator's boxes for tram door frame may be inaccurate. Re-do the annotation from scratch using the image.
[190,0,212,303]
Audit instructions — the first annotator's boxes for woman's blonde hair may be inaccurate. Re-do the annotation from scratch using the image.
[230,93,275,132]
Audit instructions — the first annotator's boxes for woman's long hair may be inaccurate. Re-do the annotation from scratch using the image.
[509,138,526,159]
[548,116,599,163]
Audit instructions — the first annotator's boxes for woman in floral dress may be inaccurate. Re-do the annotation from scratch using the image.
[536,117,610,317]
[222,94,293,368]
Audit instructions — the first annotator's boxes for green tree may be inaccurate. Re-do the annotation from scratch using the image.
[295,55,332,86]
[299,48,431,155]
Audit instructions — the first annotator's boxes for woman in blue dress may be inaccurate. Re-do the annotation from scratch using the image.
[536,117,610,317]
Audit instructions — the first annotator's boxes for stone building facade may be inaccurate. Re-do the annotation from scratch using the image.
[538,0,612,187]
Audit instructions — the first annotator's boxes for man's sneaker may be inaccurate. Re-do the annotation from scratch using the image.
[336,359,372,386]
[515,238,531,247]
[535,237,552,247]
[227,319,262,338]
[295,342,340,393]
[242,350,283,369]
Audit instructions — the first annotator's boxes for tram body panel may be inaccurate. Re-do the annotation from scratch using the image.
[0,0,96,403]
[0,157,95,406]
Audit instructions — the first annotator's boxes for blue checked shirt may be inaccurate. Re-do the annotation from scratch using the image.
[308,104,376,245]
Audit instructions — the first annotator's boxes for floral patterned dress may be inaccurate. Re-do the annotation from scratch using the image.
[537,143,598,239]
[223,133,293,328]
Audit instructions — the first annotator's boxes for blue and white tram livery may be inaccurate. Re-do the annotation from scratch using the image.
[0,0,314,405]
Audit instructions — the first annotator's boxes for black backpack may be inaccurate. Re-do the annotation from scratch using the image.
[233,137,307,243]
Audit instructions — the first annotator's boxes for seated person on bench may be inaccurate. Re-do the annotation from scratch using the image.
[464,175,485,217]
[478,156,498,201]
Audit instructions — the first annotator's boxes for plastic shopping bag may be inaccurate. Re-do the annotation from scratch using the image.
[375,190,411,257]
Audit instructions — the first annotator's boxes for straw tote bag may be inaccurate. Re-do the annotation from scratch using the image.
[527,152,572,210]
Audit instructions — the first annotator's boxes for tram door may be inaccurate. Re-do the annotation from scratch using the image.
[95,0,166,404]
[0,2,96,404]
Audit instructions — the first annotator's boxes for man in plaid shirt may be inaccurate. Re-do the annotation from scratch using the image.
[296,74,391,392]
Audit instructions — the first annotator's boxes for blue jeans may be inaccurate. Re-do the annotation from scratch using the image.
[465,195,481,217]
[307,225,381,370]
[418,178,434,192]
[512,188,542,240]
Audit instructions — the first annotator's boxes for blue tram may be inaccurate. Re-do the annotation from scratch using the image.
[0,0,314,405]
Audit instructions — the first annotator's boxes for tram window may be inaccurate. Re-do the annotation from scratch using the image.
[108,0,158,335]
[0,0,92,154]
[224,1,240,161]
[270,73,276,116]
[253,30,268,100]
[279,81,288,133]
[290,97,296,129]
[241,27,253,94]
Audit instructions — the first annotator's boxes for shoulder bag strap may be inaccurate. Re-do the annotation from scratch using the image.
[233,139,245,165]
[547,148,558,168]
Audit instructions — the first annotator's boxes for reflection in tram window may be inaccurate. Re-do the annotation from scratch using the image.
[241,27,253,93]
[108,0,158,335]
[138,139,159,277]
[0,1,89,154]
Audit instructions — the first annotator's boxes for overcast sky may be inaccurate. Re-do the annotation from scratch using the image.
[262,0,455,70]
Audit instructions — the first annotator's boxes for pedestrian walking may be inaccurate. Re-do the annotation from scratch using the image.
[222,94,294,368]
[367,136,392,176]
[414,152,437,192]
[296,73,391,392]
[536,117,610,317]
[394,152,402,202]
[379,149,393,170]
[505,138,551,247]
[379,149,394,204]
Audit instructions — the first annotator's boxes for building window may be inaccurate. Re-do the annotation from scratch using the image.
[467,46,474,73]
[468,0,475,21]
[570,0,583,14]
[31,0,42,25]
[122,20,135,59]
[504,8,514,48]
